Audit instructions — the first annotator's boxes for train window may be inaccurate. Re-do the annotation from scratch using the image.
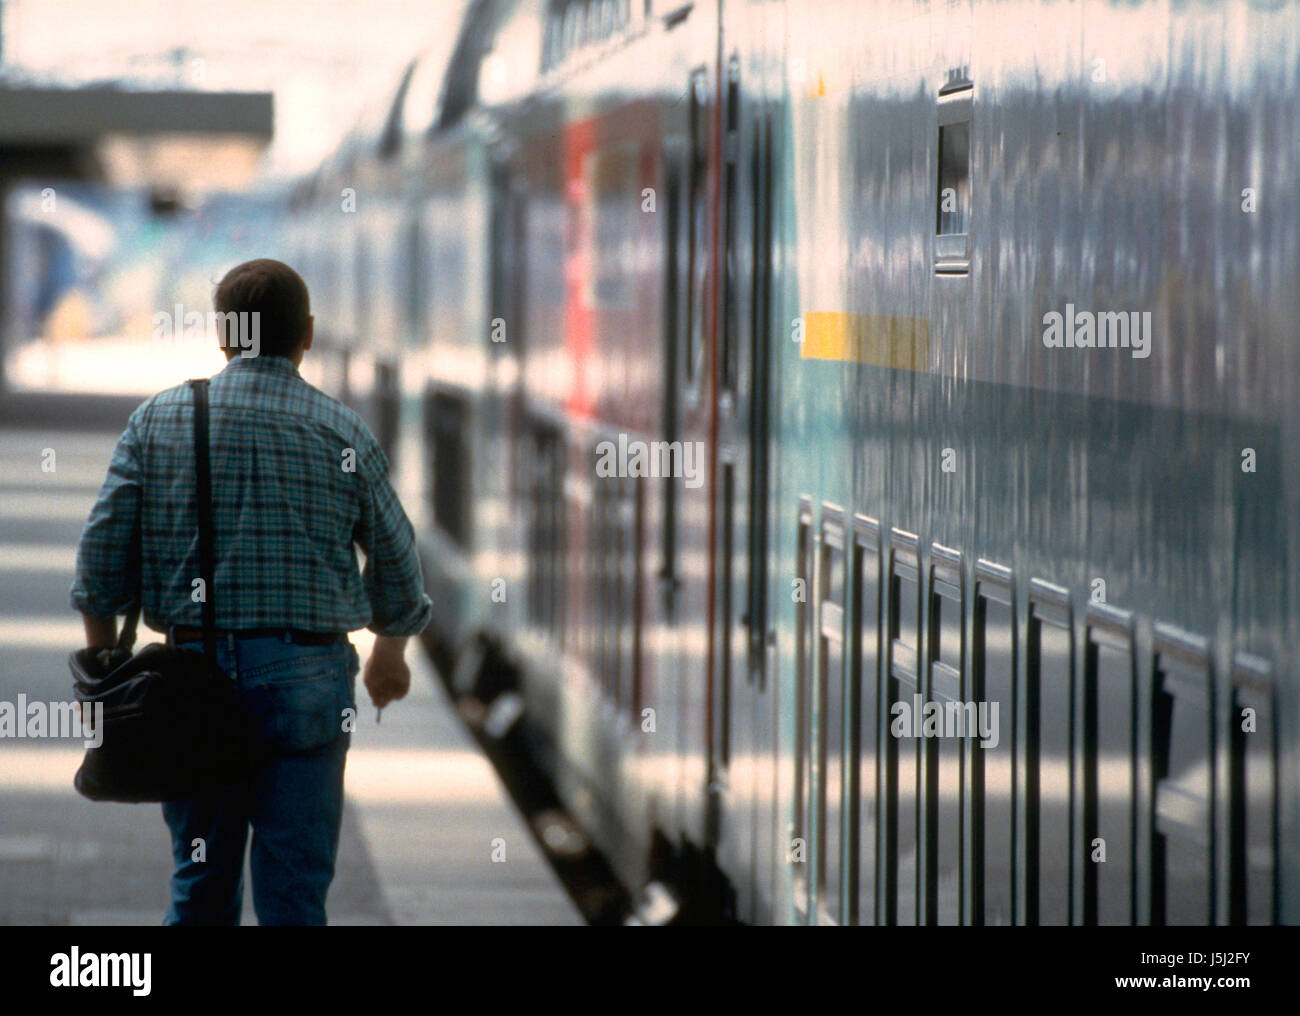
[926,544,963,925]
[605,0,629,38]
[526,419,565,643]
[1083,604,1137,926]
[489,162,517,353]
[895,567,919,655]
[718,462,737,766]
[551,437,567,647]
[793,496,815,919]
[887,529,921,925]
[526,438,545,631]
[594,469,620,704]
[425,387,472,549]
[748,98,772,372]
[817,505,847,924]
[563,3,583,55]
[404,217,424,343]
[1027,579,1073,926]
[543,0,634,69]
[686,66,710,389]
[1152,624,1214,925]
[935,77,972,274]
[613,485,634,712]
[850,516,882,925]
[373,362,400,468]
[354,234,371,342]
[621,490,643,724]
[576,487,592,668]
[591,469,610,695]
[721,53,740,396]
[973,560,1015,926]
[936,122,970,235]
[1230,654,1276,925]
[743,109,775,691]
[543,10,564,69]
[660,149,683,616]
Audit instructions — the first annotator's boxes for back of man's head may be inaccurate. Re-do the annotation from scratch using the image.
[214,258,311,359]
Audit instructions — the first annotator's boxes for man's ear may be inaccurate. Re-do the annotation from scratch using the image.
[302,316,314,352]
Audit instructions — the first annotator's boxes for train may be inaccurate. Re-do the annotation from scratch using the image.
[271,0,1299,925]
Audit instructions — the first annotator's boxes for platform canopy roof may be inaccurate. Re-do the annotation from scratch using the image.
[0,83,272,191]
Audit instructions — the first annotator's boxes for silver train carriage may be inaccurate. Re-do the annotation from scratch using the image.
[276,0,1299,926]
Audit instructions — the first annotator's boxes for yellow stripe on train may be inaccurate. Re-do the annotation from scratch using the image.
[798,312,931,371]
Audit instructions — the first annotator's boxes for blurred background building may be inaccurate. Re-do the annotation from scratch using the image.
[0,0,465,394]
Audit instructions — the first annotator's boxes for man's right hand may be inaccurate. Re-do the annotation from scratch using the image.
[364,636,411,710]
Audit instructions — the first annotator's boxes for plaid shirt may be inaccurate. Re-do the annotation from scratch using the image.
[70,354,433,638]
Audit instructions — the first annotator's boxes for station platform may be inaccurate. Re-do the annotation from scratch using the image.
[0,418,584,926]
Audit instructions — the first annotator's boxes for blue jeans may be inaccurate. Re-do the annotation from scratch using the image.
[161,632,360,926]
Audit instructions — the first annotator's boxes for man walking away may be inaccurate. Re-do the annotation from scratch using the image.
[70,258,433,925]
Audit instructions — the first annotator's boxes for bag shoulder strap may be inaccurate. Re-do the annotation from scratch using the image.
[190,379,218,659]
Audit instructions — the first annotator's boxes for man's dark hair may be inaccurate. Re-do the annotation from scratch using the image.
[214,258,310,358]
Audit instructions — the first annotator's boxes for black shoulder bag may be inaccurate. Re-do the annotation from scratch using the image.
[70,378,263,802]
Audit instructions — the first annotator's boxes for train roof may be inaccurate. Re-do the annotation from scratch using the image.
[388,0,657,139]
[302,0,659,180]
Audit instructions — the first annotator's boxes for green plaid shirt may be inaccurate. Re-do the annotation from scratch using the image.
[70,354,432,637]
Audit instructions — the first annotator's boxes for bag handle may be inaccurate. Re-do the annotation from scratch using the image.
[114,378,217,654]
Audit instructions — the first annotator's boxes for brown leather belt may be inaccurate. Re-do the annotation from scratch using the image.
[168,626,344,646]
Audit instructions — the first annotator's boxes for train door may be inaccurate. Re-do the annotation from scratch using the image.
[708,48,743,912]
[651,0,723,898]
[743,9,781,929]
[710,29,776,920]
[656,137,686,852]
[487,150,527,640]
[670,45,719,867]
